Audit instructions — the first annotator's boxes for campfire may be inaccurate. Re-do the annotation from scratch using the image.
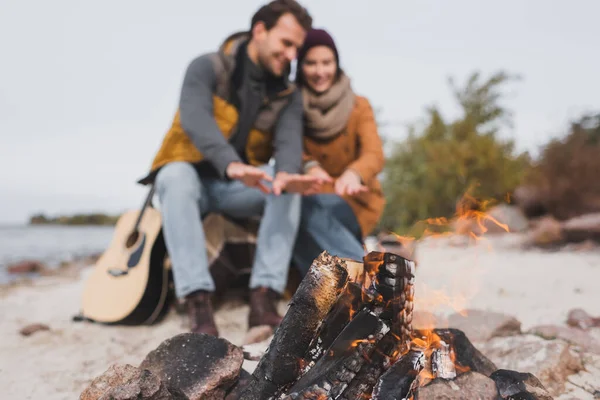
[227,251,550,400]
[81,249,554,400]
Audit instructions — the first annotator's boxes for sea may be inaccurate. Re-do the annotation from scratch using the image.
[0,225,115,284]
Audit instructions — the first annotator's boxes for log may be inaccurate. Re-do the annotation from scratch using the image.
[285,308,389,398]
[371,349,425,400]
[413,329,497,377]
[303,282,372,366]
[340,332,404,399]
[239,251,349,399]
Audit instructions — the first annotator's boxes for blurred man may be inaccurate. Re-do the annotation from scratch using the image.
[138,0,315,336]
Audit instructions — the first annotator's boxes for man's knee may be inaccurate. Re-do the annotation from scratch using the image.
[155,162,201,199]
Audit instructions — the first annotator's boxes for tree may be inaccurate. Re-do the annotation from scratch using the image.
[379,71,531,234]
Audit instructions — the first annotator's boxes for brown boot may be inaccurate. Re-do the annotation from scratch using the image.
[184,290,219,336]
[248,287,283,329]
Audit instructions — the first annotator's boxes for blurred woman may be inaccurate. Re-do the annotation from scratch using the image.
[292,28,386,275]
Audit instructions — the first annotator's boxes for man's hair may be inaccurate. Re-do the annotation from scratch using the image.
[250,0,313,32]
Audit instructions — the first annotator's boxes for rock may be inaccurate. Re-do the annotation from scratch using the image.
[561,213,600,243]
[417,371,499,399]
[490,369,553,399]
[80,364,186,400]
[447,309,522,342]
[567,308,600,330]
[139,333,243,400]
[529,325,600,354]
[566,352,600,399]
[484,204,529,233]
[525,216,565,248]
[19,323,50,336]
[7,260,46,274]
[478,334,583,396]
[513,185,547,219]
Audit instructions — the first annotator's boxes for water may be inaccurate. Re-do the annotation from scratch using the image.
[0,225,114,284]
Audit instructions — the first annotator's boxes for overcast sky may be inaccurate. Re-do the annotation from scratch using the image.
[1,0,598,224]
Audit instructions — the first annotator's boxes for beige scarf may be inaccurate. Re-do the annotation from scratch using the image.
[302,73,355,139]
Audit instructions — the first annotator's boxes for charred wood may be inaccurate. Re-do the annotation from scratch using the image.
[285,308,388,398]
[371,349,425,400]
[490,369,553,400]
[413,328,497,377]
[240,252,349,399]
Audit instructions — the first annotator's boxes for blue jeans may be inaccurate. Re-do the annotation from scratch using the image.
[155,162,301,298]
[293,194,365,276]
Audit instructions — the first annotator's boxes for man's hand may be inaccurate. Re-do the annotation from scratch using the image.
[226,162,273,194]
[302,165,334,195]
[272,172,321,196]
[335,169,368,196]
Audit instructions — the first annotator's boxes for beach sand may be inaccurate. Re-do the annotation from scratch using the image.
[1,233,599,400]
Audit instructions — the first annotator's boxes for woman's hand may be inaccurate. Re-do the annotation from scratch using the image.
[335,169,368,196]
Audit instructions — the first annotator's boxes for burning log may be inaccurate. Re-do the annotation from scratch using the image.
[371,349,425,400]
[239,252,349,399]
[284,308,389,398]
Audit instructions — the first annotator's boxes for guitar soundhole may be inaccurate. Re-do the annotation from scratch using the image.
[126,231,140,248]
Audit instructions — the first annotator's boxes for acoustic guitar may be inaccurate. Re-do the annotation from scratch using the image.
[79,186,171,325]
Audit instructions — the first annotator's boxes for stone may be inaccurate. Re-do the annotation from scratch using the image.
[19,323,50,336]
[80,364,186,400]
[447,309,522,342]
[139,333,244,400]
[417,371,499,399]
[478,334,583,396]
[525,216,564,248]
[490,369,553,399]
[529,325,600,354]
[567,308,600,330]
[561,213,600,243]
[7,260,46,274]
[484,204,529,233]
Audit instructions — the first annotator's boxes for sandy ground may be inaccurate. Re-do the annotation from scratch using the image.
[1,233,599,400]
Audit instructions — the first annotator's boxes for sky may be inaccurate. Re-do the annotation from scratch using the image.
[1,0,599,224]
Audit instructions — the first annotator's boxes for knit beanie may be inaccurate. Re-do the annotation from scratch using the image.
[296,28,341,83]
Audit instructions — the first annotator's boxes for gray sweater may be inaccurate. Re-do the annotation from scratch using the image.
[178,51,303,179]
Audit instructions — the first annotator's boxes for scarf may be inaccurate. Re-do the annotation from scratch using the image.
[302,73,355,139]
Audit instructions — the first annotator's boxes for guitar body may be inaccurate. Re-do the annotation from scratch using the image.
[81,207,170,325]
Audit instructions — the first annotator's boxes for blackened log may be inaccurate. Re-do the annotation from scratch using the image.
[365,251,416,349]
[413,328,497,377]
[304,282,372,366]
[285,308,388,398]
[371,349,425,400]
[340,331,403,399]
[240,251,349,399]
[490,369,553,400]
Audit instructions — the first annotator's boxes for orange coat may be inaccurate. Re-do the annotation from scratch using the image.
[303,95,385,237]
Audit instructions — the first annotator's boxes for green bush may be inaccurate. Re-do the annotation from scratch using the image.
[379,71,531,235]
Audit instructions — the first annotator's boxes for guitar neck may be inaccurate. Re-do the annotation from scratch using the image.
[133,185,156,232]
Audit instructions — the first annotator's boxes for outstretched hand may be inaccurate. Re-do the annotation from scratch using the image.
[272,172,322,195]
[302,165,334,195]
[335,169,368,196]
[225,162,273,194]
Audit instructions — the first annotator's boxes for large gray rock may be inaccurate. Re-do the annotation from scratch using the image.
[478,334,583,396]
[80,364,187,400]
[529,324,600,354]
[447,309,522,342]
[139,333,243,400]
[417,371,498,399]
